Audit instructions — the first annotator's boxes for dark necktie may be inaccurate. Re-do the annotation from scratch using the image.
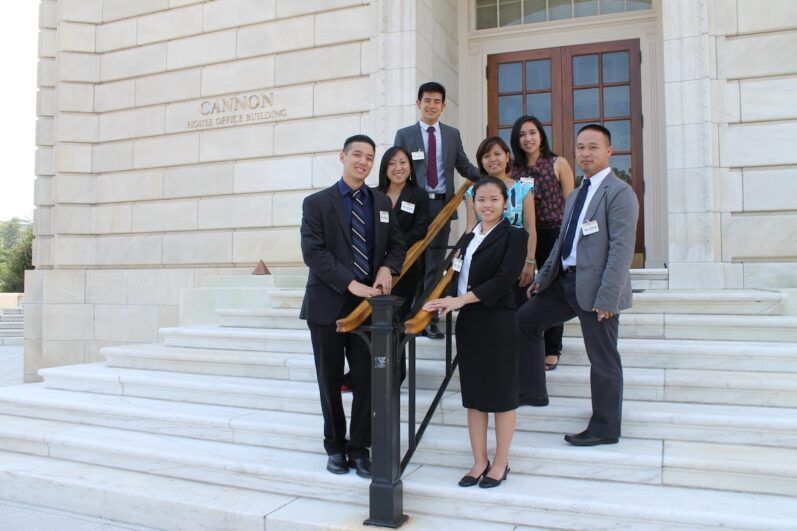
[426,126,438,189]
[351,189,370,281]
[560,177,592,259]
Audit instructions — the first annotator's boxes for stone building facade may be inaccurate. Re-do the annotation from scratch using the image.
[25,0,797,380]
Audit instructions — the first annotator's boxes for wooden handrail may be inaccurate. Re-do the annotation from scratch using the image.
[403,266,454,335]
[336,182,470,333]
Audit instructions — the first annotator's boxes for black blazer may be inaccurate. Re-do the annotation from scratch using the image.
[450,218,528,310]
[386,184,430,249]
[300,183,406,325]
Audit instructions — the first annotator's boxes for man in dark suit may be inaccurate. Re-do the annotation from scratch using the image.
[516,124,639,446]
[394,82,480,338]
[300,134,405,477]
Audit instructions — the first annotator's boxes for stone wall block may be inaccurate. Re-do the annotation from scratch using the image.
[90,204,132,234]
[34,208,53,237]
[101,43,167,82]
[722,212,797,262]
[314,5,373,46]
[57,143,93,173]
[36,118,55,146]
[203,0,277,32]
[199,123,275,162]
[314,77,370,116]
[234,156,313,194]
[275,43,361,85]
[272,191,308,226]
[163,232,233,264]
[136,68,201,106]
[39,29,57,58]
[59,53,101,82]
[275,0,361,19]
[737,0,797,34]
[97,18,138,52]
[127,269,194,305]
[24,303,43,340]
[96,169,163,203]
[36,148,56,177]
[54,205,92,235]
[38,59,56,87]
[59,22,96,52]
[99,106,165,142]
[133,133,200,169]
[58,83,94,113]
[197,195,273,229]
[94,305,159,342]
[719,121,797,167]
[102,0,169,22]
[138,4,203,45]
[131,199,198,232]
[54,236,96,266]
[236,16,315,58]
[740,77,797,122]
[164,163,235,198]
[201,56,276,97]
[232,228,302,263]
[42,304,94,341]
[742,167,797,212]
[35,176,55,207]
[40,0,58,29]
[38,88,56,116]
[42,269,86,304]
[274,115,360,155]
[93,141,134,173]
[60,0,102,23]
[718,31,797,79]
[59,113,99,143]
[34,237,54,267]
[95,79,135,112]
[95,235,163,266]
[167,30,237,70]
[311,152,343,188]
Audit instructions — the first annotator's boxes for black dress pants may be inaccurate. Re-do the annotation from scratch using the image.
[516,270,623,438]
[423,198,450,322]
[307,295,371,458]
[536,227,564,355]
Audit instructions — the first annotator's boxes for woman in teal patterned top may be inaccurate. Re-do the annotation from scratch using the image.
[464,137,537,301]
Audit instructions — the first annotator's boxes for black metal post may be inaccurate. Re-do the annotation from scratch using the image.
[364,295,408,528]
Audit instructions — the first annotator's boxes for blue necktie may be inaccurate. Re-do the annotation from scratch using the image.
[351,189,370,281]
[560,178,592,260]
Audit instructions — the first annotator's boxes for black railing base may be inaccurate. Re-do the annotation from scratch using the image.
[364,480,409,528]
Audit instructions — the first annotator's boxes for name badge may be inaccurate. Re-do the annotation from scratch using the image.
[400,201,415,214]
[452,257,463,272]
[581,220,599,236]
[379,211,390,223]
[520,177,534,187]
[412,150,425,161]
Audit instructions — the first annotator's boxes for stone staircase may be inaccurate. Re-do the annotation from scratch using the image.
[0,270,795,529]
[0,307,23,346]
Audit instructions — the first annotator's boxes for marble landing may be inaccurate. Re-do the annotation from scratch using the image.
[0,346,22,387]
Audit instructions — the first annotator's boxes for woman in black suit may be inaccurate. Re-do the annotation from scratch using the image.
[377,146,430,319]
[424,177,528,489]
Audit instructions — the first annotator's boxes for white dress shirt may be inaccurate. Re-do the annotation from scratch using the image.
[457,222,500,296]
[418,120,445,194]
[561,166,611,267]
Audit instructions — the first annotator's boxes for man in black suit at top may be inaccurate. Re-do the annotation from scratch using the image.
[300,134,405,478]
[394,82,481,338]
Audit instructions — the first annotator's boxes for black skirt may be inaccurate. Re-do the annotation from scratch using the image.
[455,303,519,413]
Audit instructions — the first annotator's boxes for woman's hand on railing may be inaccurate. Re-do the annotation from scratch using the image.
[422,296,465,317]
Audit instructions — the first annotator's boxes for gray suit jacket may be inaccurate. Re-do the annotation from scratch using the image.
[535,171,639,313]
[394,122,480,202]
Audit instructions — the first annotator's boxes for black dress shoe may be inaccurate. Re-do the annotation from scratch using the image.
[422,322,444,339]
[326,453,349,474]
[348,455,372,478]
[564,430,619,447]
[479,464,510,488]
[518,394,549,407]
[458,460,489,487]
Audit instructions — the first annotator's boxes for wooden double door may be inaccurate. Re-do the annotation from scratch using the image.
[487,39,644,262]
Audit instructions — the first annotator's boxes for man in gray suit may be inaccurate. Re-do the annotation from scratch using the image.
[394,82,480,338]
[516,124,639,446]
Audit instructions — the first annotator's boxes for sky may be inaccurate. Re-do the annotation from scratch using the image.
[0,3,38,222]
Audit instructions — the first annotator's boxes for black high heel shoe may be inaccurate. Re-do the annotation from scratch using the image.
[479,464,510,488]
[458,461,490,487]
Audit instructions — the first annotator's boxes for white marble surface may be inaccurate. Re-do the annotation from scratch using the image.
[0,499,153,531]
[0,346,23,387]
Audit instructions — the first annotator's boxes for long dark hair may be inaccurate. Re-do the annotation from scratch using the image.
[377,146,418,191]
[475,136,512,177]
[510,115,556,169]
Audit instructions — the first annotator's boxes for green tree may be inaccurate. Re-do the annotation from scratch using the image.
[0,226,33,293]
[0,218,25,250]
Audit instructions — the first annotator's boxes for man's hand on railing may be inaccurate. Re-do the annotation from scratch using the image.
[373,266,393,295]
[349,280,382,298]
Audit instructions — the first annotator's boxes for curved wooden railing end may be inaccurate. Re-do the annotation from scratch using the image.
[403,266,454,335]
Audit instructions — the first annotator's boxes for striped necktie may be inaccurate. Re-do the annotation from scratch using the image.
[351,188,370,281]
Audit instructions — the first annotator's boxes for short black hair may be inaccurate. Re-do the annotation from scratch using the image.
[417,82,446,102]
[342,134,376,153]
[472,175,508,202]
[576,123,612,145]
[377,146,418,191]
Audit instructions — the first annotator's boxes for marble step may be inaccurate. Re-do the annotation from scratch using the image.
[0,449,295,530]
[158,324,797,371]
[0,329,22,337]
[0,338,23,346]
[0,322,23,329]
[24,366,797,450]
[0,417,793,529]
[101,340,797,407]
